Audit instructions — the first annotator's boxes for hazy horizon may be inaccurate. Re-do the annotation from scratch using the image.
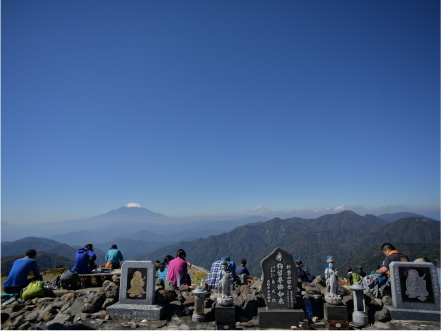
[2,1,439,226]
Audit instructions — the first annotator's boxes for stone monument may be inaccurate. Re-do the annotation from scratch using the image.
[323,256,348,327]
[324,256,341,305]
[107,261,164,320]
[350,284,368,326]
[386,261,440,322]
[258,247,305,329]
[214,260,235,329]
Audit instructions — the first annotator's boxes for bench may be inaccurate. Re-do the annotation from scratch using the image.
[77,269,121,288]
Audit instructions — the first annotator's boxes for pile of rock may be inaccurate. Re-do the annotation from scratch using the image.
[1,280,120,330]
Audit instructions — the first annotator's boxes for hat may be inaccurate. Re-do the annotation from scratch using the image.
[326,256,334,263]
[296,260,303,265]
[346,267,352,272]
[358,266,362,269]
[111,244,118,249]
[221,259,228,265]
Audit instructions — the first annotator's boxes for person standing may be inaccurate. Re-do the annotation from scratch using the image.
[4,249,43,294]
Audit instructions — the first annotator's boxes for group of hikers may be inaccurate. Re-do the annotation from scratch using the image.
[3,242,432,300]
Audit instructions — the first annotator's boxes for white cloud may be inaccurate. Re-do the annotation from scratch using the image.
[334,205,345,211]
[125,202,141,208]
[248,205,268,213]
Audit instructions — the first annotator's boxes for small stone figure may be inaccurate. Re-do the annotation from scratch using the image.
[324,256,342,305]
[405,269,429,301]
[217,260,233,306]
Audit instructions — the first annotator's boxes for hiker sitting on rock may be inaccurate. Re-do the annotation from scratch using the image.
[205,256,234,289]
[346,267,362,285]
[4,249,43,294]
[104,244,124,269]
[235,259,250,284]
[157,255,174,283]
[357,265,366,277]
[296,260,315,283]
[167,249,190,287]
[73,243,97,274]
[376,243,409,276]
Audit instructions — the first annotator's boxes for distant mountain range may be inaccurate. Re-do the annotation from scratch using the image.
[2,207,439,275]
[1,205,268,245]
[377,212,438,222]
[144,211,440,276]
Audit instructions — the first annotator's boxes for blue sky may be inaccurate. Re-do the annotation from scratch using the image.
[2,0,440,224]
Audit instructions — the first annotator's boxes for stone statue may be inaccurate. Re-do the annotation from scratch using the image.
[217,260,233,306]
[324,256,342,304]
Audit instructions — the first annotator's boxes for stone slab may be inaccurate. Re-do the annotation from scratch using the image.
[258,307,305,329]
[261,247,298,309]
[386,305,441,322]
[106,303,164,320]
[324,303,348,321]
[119,260,155,305]
[214,303,236,323]
[389,262,440,311]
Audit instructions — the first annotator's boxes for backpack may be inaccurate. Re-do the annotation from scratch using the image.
[60,269,80,290]
[20,281,54,300]
[351,272,361,284]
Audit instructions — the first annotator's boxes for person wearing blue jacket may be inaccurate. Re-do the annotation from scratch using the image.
[4,249,42,294]
[104,244,124,269]
[73,244,97,274]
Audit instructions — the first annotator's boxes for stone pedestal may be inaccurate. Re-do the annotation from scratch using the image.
[324,303,348,321]
[385,306,441,322]
[258,307,305,329]
[106,303,164,320]
[350,284,368,326]
[215,303,236,330]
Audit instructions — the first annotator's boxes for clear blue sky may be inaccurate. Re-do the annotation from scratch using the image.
[2,0,440,224]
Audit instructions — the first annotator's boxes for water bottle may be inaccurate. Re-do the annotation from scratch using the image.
[304,295,313,321]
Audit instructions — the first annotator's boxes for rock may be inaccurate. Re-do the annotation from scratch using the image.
[342,295,353,308]
[17,320,31,330]
[312,316,318,323]
[183,296,195,307]
[382,295,392,306]
[304,284,324,295]
[10,315,26,329]
[181,291,189,300]
[179,285,189,292]
[112,275,120,283]
[89,295,103,311]
[11,301,25,312]
[60,292,75,303]
[24,311,39,322]
[311,276,326,287]
[1,312,10,323]
[164,280,176,291]
[102,298,116,310]
[81,303,97,314]
[155,290,177,304]
[42,312,54,322]
[68,300,84,317]
[105,290,118,299]
[73,313,87,324]
[156,278,164,287]
[103,281,118,293]
[250,280,262,291]
[233,295,245,307]
[374,306,391,322]
[338,285,350,296]
[243,299,259,320]
[49,312,71,325]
